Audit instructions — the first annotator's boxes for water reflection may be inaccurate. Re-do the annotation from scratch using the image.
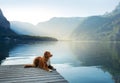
[0,42,16,64]
[1,41,77,65]
[71,42,120,83]
[1,41,120,83]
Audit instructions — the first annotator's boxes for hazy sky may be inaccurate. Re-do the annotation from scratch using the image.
[0,0,120,24]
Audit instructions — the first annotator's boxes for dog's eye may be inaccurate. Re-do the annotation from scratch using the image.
[45,55,48,58]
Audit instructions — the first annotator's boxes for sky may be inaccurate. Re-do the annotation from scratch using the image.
[0,0,120,24]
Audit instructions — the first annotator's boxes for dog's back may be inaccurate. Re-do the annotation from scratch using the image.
[34,57,41,67]
[24,57,41,68]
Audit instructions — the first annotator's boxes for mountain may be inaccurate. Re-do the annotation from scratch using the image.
[0,9,17,39]
[36,17,84,40]
[10,21,35,35]
[72,2,120,41]
[106,2,120,16]
[10,21,57,41]
[10,17,83,40]
[10,21,44,36]
[10,2,120,41]
[72,16,111,40]
[0,9,57,42]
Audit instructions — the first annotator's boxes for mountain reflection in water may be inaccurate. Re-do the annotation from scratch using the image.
[0,41,120,83]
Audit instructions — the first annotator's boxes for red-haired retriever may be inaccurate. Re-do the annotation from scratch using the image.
[24,51,55,72]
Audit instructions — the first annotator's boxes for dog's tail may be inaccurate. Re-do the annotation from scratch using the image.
[24,64,35,68]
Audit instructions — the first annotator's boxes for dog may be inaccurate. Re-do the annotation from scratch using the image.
[24,51,55,72]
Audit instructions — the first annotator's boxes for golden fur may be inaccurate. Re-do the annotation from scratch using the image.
[24,51,54,71]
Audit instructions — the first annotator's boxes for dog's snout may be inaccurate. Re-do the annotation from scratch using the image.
[50,54,53,57]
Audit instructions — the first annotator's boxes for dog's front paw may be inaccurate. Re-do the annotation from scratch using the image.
[49,69,53,72]
[52,68,56,70]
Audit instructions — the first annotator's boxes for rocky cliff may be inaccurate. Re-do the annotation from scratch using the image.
[0,9,17,40]
[72,2,120,41]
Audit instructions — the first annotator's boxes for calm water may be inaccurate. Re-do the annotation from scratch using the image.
[0,41,120,83]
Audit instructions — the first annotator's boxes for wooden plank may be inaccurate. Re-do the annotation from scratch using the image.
[0,65,68,83]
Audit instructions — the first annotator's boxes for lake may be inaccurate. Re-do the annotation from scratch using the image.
[0,41,120,83]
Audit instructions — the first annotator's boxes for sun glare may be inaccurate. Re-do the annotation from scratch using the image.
[2,8,58,24]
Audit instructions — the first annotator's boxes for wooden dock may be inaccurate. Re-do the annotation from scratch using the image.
[0,65,68,83]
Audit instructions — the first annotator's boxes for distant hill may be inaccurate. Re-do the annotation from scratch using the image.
[10,21,44,36]
[11,17,84,40]
[36,17,84,39]
[10,21,36,35]
[72,2,120,41]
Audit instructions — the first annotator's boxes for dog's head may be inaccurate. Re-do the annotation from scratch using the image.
[44,51,53,59]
